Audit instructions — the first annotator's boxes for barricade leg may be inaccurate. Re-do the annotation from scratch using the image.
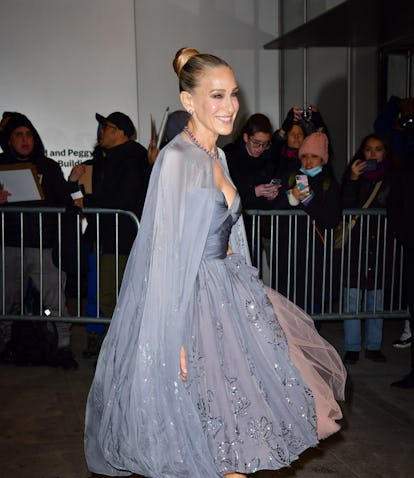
[0,247,26,355]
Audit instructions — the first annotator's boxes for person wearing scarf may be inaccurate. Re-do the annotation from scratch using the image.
[341,133,397,365]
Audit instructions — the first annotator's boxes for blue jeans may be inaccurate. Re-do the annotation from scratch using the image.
[343,288,383,352]
[85,250,105,335]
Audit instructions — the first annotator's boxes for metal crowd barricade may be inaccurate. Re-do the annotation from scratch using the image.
[244,208,409,321]
[0,206,409,324]
[0,206,139,324]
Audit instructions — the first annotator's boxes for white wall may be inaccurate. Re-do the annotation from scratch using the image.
[0,0,280,174]
[134,0,279,147]
[0,0,138,175]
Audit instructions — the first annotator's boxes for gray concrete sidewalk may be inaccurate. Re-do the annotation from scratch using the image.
[0,320,413,478]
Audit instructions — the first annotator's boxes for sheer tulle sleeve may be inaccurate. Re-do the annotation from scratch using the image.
[85,136,225,477]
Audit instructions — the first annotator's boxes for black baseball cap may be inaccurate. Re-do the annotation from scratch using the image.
[95,112,136,138]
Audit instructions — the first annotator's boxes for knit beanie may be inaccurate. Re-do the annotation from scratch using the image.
[298,131,329,164]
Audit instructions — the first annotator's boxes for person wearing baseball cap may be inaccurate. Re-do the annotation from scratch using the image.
[68,111,150,358]
[95,112,136,141]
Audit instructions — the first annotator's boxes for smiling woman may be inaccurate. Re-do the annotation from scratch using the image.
[84,47,346,478]
[175,47,239,148]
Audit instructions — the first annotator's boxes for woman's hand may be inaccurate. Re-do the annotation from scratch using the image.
[350,159,366,180]
[292,106,302,122]
[180,345,187,382]
[291,183,310,201]
[255,183,279,200]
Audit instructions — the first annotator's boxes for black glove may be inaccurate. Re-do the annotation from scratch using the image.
[281,108,295,132]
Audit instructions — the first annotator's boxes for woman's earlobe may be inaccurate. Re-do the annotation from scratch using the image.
[180,91,193,115]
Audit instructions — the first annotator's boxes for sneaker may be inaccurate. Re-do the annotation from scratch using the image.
[391,372,414,388]
[343,351,359,364]
[365,349,387,362]
[392,337,412,349]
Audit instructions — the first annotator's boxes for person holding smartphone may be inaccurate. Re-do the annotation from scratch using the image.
[341,133,398,365]
[271,132,341,321]
[225,113,281,254]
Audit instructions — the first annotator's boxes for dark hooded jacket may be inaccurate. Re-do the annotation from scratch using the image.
[0,114,78,271]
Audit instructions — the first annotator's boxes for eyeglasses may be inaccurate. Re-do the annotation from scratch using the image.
[249,137,271,150]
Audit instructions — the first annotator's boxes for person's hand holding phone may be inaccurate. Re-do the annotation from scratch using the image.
[255,181,279,200]
[291,175,309,201]
[350,159,368,180]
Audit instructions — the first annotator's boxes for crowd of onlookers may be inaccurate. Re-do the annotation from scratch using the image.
[0,96,413,387]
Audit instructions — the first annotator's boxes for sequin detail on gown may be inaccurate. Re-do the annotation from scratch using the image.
[183,190,318,474]
[84,134,345,478]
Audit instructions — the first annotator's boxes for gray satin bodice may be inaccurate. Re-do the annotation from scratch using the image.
[202,190,241,260]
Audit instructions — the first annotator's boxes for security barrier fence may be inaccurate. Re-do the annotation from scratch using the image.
[245,208,409,321]
[0,207,139,325]
[0,206,410,324]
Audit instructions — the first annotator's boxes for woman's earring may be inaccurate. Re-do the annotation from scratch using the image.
[188,109,193,115]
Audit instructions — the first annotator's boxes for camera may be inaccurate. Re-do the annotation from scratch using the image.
[399,115,414,130]
[363,159,377,172]
[299,105,312,121]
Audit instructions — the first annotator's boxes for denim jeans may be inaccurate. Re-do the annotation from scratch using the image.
[343,288,383,352]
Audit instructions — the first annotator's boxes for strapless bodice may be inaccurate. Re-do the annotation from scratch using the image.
[202,190,241,260]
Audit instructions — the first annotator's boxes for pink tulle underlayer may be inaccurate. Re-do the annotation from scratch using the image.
[266,287,347,440]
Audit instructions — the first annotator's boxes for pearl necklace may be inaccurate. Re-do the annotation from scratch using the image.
[183,126,218,161]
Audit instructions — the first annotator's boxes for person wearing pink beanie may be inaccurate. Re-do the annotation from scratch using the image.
[270,130,340,326]
[298,131,329,165]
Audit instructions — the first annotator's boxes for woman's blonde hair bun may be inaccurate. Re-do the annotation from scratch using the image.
[173,47,200,77]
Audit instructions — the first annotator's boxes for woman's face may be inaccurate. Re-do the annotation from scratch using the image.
[183,66,239,139]
[300,153,323,170]
[287,124,305,149]
[243,131,272,158]
[363,138,386,163]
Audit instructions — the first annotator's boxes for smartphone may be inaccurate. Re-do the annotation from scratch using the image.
[270,178,281,187]
[295,174,309,191]
[363,159,377,172]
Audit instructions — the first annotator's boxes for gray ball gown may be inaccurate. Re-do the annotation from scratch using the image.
[84,133,346,477]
